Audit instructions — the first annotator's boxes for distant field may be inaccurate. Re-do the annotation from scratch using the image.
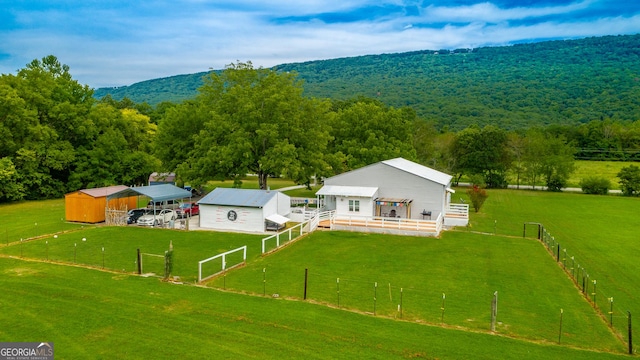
[566,160,636,189]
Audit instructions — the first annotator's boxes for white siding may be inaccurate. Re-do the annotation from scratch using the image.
[334,195,376,217]
[325,163,449,219]
[199,205,264,233]
[199,192,291,233]
[275,192,290,216]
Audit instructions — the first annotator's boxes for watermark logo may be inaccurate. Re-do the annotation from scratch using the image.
[0,342,54,360]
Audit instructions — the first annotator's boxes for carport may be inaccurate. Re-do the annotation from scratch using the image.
[107,184,192,226]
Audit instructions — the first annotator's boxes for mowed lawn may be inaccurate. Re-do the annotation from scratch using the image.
[0,225,264,284]
[463,189,640,344]
[207,230,622,352]
[0,192,637,356]
[0,257,628,360]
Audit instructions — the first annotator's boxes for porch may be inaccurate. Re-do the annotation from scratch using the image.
[317,203,468,237]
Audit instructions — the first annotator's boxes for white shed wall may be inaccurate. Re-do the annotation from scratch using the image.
[199,205,264,233]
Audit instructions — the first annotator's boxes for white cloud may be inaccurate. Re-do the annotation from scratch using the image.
[1,0,639,88]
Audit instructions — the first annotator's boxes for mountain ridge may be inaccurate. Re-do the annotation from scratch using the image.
[94,34,640,130]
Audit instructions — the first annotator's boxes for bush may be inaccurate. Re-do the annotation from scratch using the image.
[618,165,640,196]
[466,185,488,213]
[579,176,611,195]
[545,175,565,192]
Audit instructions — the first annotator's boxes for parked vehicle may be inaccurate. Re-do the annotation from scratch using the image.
[127,208,148,224]
[176,202,199,218]
[136,209,177,226]
[146,199,179,210]
[183,186,202,197]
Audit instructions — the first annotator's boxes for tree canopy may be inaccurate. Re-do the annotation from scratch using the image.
[175,61,333,190]
[0,55,158,201]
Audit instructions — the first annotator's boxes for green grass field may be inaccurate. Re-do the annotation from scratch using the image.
[0,257,626,360]
[1,189,638,358]
[206,230,621,351]
[467,189,640,342]
[565,160,637,189]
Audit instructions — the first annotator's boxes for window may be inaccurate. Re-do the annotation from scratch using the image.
[348,200,360,212]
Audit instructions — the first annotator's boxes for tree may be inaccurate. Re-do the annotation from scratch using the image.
[328,98,417,170]
[538,133,576,191]
[522,129,576,191]
[154,101,211,176]
[0,158,24,201]
[182,61,332,190]
[617,165,640,196]
[452,126,510,188]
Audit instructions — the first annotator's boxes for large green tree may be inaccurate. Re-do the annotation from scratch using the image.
[522,129,576,191]
[328,98,417,170]
[181,61,332,190]
[452,125,511,188]
[0,55,93,199]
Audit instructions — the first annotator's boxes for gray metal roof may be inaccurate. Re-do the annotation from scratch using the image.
[198,188,278,208]
[106,184,191,202]
[382,158,452,186]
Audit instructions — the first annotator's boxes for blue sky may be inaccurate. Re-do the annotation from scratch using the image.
[1,0,639,88]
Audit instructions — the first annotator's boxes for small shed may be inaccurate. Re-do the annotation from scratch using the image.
[65,185,136,223]
[148,172,176,186]
[198,188,290,233]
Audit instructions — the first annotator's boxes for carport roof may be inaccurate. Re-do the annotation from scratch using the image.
[106,184,191,202]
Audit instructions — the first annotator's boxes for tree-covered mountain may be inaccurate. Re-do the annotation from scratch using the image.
[95,34,640,130]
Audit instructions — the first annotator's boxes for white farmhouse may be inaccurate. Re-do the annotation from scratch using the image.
[198,188,291,233]
[316,158,468,236]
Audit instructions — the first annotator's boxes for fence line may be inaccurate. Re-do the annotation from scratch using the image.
[527,222,634,353]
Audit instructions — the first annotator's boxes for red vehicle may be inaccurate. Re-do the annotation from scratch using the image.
[177,202,199,218]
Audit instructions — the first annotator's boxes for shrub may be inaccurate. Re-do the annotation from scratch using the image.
[545,175,565,192]
[618,165,640,196]
[466,185,488,213]
[579,176,611,195]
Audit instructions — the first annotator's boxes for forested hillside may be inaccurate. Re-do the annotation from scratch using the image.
[95,34,640,130]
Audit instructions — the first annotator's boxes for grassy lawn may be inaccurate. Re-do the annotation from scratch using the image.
[207,230,622,352]
[0,226,264,284]
[0,257,628,359]
[466,189,640,344]
[1,189,638,357]
[0,199,86,243]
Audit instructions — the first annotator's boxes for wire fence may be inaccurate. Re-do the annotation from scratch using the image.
[526,222,635,355]
[1,220,86,245]
[209,264,631,352]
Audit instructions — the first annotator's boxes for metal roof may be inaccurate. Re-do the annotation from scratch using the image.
[382,158,452,186]
[75,185,130,198]
[106,184,191,202]
[316,185,379,197]
[266,213,290,225]
[198,188,278,208]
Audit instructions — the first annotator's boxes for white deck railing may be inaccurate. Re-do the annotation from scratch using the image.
[446,203,469,218]
[261,211,335,254]
[332,214,441,235]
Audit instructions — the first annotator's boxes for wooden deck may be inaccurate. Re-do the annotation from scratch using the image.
[320,216,440,236]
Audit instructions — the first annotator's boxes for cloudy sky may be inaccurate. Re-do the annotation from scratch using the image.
[1,0,639,88]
